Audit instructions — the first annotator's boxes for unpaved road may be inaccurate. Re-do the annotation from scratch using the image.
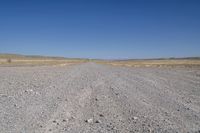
[0,63,200,133]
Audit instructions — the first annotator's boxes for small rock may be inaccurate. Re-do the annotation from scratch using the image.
[62,119,66,122]
[88,119,93,123]
[99,114,104,117]
[63,127,68,131]
[95,120,100,123]
[68,116,74,121]
[133,117,138,120]
[53,120,56,123]
[85,118,93,123]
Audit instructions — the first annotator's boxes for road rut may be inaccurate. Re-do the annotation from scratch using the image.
[0,63,200,132]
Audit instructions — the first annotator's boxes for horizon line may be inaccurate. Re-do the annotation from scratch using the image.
[1,53,200,60]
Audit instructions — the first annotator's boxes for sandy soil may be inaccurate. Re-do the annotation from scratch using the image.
[0,63,200,133]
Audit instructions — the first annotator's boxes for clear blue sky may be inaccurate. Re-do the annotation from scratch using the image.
[0,0,200,59]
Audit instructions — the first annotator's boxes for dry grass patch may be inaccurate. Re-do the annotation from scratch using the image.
[96,59,200,68]
[0,54,88,66]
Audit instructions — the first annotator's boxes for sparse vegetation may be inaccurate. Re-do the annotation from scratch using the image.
[7,58,12,63]
[96,59,200,68]
[1,54,200,68]
[0,54,88,66]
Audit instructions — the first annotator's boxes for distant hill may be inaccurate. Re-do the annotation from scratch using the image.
[0,53,65,59]
[0,53,199,61]
[0,53,88,66]
[112,57,200,61]
[0,53,85,60]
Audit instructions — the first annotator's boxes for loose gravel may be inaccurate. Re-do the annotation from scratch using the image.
[0,63,200,133]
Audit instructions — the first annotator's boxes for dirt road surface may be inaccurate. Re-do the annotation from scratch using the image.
[0,63,200,133]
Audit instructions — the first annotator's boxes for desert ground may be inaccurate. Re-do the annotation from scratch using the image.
[0,54,87,66]
[0,61,200,133]
[96,59,200,68]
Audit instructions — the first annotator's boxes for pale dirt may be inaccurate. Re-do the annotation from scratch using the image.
[0,63,200,133]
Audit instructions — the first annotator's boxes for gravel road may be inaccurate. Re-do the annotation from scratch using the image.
[0,63,200,133]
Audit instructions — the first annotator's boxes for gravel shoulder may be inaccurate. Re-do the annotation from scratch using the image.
[0,63,200,133]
